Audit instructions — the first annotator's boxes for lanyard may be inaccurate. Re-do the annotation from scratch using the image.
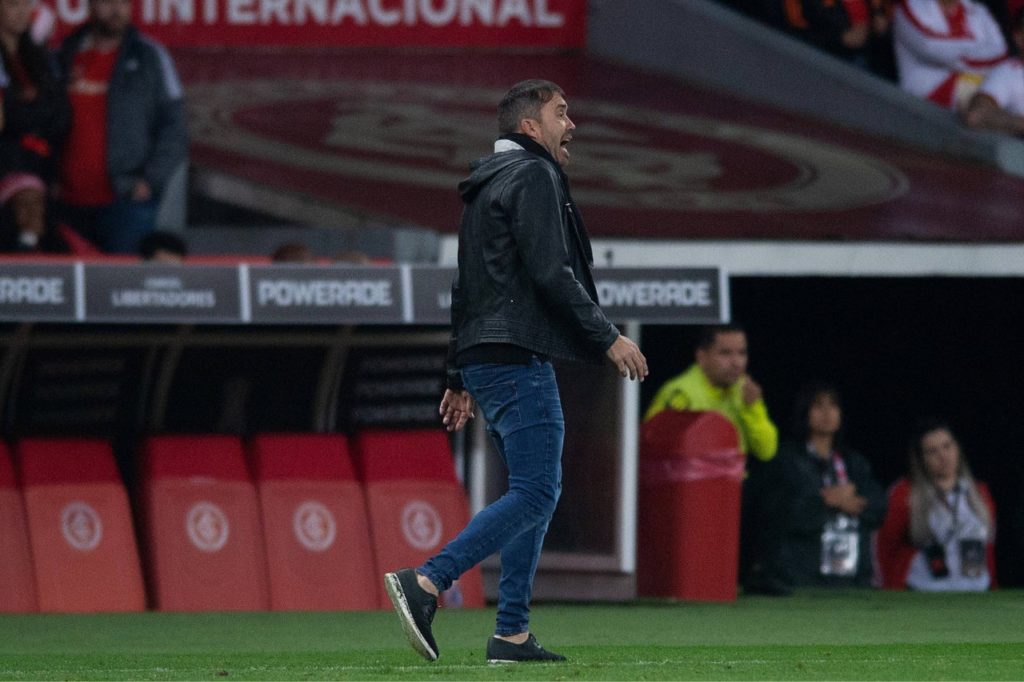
[831,452,848,486]
[812,448,849,487]
[935,485,962,545]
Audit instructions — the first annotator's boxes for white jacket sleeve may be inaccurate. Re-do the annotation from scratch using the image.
[894,3,1006,71]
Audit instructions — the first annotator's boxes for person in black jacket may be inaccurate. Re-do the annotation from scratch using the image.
[384,79,647,664]
[1,0,69,254]
[0,0,69,185]
[772,382,887,588]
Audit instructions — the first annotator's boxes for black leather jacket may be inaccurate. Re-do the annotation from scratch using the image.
[447,137,619,388]
[0,35,70,183]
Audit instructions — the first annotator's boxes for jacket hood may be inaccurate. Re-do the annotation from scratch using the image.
[458,148,534,204]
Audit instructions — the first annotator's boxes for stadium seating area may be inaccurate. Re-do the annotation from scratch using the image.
[0,431,483,613]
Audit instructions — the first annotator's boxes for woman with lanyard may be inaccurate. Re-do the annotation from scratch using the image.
[768,382,887,591]
[877,419,996,591]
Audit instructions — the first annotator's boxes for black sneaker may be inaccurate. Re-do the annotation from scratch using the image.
[486,634,566,663]
[384,568,439,661]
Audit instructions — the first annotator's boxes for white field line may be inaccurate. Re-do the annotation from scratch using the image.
[3,654,1016,677]
[0,659,828,676]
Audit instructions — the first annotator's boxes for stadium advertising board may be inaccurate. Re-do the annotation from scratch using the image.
[409,266,455,325]
[0,263,726,324]
[595,267,726,324]
[248,265,404,323]
[0,263,77,322]
[411,266,728,325]
[47,0,586,47]
[83,264,242,323]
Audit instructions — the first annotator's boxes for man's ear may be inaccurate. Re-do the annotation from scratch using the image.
[518,117,540,139]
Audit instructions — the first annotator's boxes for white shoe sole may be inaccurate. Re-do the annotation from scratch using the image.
[384,572,438,662]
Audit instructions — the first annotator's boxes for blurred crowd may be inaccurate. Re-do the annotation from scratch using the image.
[1,0,375,262]
[8,0,1024,260]
[1,0,186,258]
[724,0,1024,135]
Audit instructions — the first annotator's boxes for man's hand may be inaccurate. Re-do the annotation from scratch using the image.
[821,483,867,516]
[606,335,648,381]
[439,389,475,432]
[741,374,763,405]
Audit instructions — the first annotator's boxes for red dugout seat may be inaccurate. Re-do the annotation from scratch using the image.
[16,438,145,612]
[0,442,36,612]
[141,435,269,611]
[249,433,378,610]
[352,429,484,609]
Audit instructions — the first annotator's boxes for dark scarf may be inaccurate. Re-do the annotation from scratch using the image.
[498,133,595,265]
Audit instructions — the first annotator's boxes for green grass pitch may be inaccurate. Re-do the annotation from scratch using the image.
[1,590,1022,680]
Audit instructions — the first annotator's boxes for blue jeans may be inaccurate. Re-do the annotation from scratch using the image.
[60,196,158,254]
[419,357,564,636]
[97,196,158,254]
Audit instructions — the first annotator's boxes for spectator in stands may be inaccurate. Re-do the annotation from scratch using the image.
[56,0,187,255]
[727,1,896,78]
[963,7,1024,134]
[781,0,875,66]
[29,0,54,46]
[271,241,315,263]
[865,0,899,79]
[773,383,886,588]
[893,0,1008,111]
[876,418,996,590]
[0,171,67,252]
[643,324,782,593]
[1,0,69,185]
[139,229,186,263]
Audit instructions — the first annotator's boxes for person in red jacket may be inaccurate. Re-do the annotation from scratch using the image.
[876,418,996,590]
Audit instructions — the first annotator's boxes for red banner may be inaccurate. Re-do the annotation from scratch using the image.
[46,0,586,47]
